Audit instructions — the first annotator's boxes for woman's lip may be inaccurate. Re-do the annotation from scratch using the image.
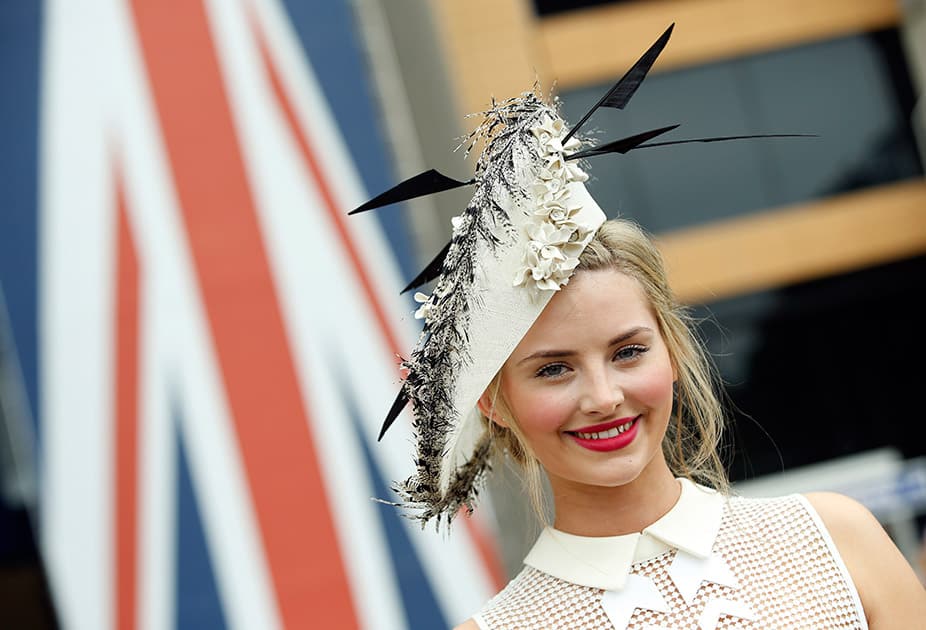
[569,416,639,434]
[568,418,640,452]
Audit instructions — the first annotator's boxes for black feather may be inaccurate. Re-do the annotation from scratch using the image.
[401,240,452,294]
[350,169,474,214]
[378,387,409,441]
[562,23,674,145]
[566,124,680,160]
[633,133,817,149]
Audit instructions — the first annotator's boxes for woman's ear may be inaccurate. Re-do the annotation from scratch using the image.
[477,390,508,428]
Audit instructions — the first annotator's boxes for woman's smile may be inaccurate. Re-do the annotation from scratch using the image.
[565,415,640,451]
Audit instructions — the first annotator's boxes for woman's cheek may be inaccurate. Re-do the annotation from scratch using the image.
[514,387,575,434]
[633,361,676,407]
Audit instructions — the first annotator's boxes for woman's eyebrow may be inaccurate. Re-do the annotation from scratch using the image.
[607,326,653,347]
[516,326,653,365]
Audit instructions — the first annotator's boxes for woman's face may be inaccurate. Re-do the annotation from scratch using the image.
[494,268,676,492]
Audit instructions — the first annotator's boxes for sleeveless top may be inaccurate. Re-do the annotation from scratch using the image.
[473,479,867,629]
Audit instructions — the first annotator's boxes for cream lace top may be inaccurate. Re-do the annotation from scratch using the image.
[474,479,867,629]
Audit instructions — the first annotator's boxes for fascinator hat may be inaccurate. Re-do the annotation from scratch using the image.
[352,25,802,526]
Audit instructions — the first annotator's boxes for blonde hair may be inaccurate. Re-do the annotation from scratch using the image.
[482,218,729,522]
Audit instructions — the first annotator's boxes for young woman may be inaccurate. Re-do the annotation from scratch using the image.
[353,26,926,629]
[458,220,926,629]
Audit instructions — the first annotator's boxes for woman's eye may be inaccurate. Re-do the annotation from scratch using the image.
[614,345,648,362]
[536,363,569,379]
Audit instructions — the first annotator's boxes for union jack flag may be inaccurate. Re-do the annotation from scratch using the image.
[0,0,502,627]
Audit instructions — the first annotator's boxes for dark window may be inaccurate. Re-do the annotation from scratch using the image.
[559,29,922,233]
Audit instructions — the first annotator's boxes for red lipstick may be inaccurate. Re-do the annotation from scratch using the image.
[567,416,640,452]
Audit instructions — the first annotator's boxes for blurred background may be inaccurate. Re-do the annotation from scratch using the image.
[1,0,924,628]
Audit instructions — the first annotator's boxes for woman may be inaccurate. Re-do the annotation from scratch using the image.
[353,26,926,629]
[459,220,926,629]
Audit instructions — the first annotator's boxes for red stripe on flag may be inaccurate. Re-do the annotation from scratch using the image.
[126,1,358,627]
[114,169,139,630]
[249,11,506,591]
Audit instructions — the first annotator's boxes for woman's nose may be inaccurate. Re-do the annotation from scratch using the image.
[578,368,624,415]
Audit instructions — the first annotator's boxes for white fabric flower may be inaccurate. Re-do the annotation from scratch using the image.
[531,115,564,146]
[545,154,566,174]
[566,163,588,183]
[514,115,594,293]
[413,291,435,321]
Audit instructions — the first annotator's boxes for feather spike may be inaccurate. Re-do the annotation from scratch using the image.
[561,23,674,145]
[378,387,410,441]
[566,124,680,160]
[634,133,817,150]
[401,241,452,294]
[350,169,474,214]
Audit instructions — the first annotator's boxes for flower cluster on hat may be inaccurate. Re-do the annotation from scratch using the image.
[514,114,593,292]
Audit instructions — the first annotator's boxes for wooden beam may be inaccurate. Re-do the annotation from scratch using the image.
[658,178,926,305]
[428,0,549,123]
[540,0,901,89]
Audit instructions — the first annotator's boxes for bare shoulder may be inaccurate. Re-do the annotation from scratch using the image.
[804,492,926,629]
[453,619,480,630]
[803,492,884,544]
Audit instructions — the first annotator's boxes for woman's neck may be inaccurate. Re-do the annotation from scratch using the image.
[549,459,680,537]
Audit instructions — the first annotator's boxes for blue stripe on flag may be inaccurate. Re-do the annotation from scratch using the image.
[278,0,419,282]
[176,410,228,630]
[0,0,42,441]
[335,372,448,630]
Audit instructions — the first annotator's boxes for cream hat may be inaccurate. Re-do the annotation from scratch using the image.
[352,24,805,526]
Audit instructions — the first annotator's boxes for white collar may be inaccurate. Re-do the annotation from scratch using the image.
[523,478,726,591]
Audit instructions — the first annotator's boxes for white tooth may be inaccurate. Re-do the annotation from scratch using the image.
[577,428,635,440]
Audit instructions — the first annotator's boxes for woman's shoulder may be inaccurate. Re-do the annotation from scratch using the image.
[802,492,878,538]
[804,491,926,628]
[453,619,481,630]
